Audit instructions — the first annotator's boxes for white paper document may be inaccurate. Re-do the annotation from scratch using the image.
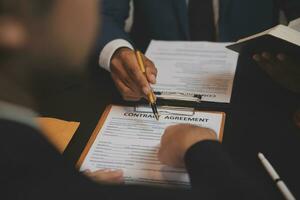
[145,40,239,103]
[80,105,224,187]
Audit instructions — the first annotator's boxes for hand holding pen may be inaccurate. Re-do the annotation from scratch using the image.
[135,50,160,120]
[110,48,158,101]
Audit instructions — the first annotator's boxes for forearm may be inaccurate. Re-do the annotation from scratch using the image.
[99,39,134,71]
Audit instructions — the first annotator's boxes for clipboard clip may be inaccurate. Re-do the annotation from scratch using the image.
[135,105,195,116]
[154,91,202,103]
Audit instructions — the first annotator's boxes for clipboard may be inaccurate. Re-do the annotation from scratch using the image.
[76,104,226,169]
[77,105,113,168]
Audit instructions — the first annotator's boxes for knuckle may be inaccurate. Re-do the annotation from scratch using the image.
[119,48,132,58]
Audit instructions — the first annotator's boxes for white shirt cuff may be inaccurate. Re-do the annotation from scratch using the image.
[99,39,134,71]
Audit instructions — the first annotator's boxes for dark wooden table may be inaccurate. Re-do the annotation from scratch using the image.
[39,55,300,199]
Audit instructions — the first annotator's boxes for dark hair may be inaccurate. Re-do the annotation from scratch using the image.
[0,0,53,16]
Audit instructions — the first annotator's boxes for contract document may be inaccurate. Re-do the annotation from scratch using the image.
[78,105,225,187]
[145,40,239,103]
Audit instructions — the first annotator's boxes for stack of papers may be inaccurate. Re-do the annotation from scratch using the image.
[146,41,239,103]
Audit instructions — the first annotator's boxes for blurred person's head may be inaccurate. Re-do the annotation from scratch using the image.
[0,0,99,109]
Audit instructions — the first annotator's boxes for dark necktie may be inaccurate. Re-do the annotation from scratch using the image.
[188,0,216,41]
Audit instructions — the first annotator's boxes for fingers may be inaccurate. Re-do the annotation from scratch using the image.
[261,52,272,60]
[158,125,183,167]
[111,73,142,101]
[277,53,286,62]
[158,149,183,168]
[142,54,157,84]
[119,49,151,95]
[276,53,299,71]
[123,56,151,95]
[84,169,124,185]
[253,52,275,61]
[253,52,300,92]
[253,54,261,62]
[111,58,133,88]
[261,52,279,72]
[160,125,177,146]
[253,52,282,76]
[254,52,288,62]
[158,140,184,168]
[111,50,143,100]
[253,52,274,62]
[110,48,157,101]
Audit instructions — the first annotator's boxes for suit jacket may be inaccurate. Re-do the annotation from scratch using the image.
[99,0,300,52]
[0,119,266,199]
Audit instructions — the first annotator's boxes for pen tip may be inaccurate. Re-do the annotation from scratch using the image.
[155,113,160,121]
[150,103,160,121]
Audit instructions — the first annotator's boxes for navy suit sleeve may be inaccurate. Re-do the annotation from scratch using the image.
[97,0,134,53]
[184,140,268,199]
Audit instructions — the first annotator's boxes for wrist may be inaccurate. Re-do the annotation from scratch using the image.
[111,47,132,61]
[99,39,134,72]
